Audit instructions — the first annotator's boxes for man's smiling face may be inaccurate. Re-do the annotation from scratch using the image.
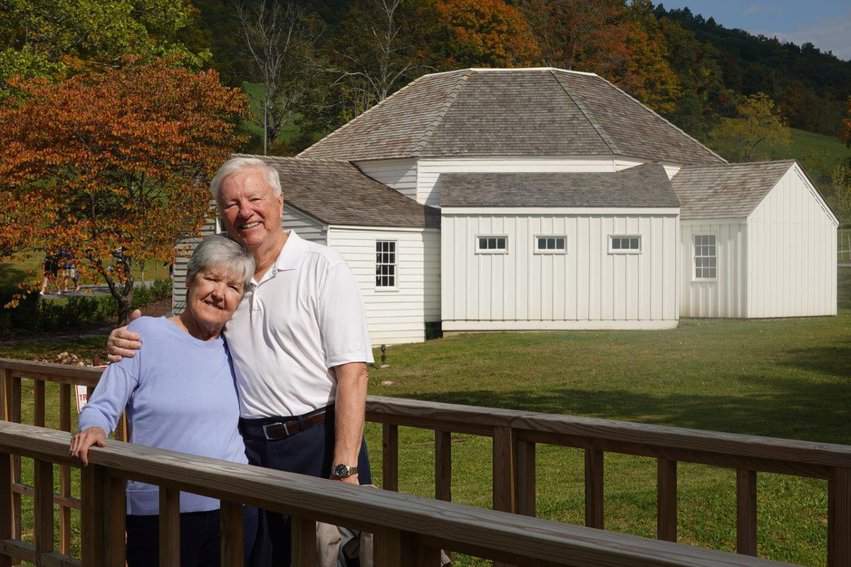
[218,167,284,250]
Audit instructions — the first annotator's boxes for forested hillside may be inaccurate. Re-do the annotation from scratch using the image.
[2,0,850,219]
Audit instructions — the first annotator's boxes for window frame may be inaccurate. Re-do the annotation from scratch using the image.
[375,239,398,290]
[533,235,567,255]
[475,235,509,255]
[692,234,718,282]
[608,234,642,255]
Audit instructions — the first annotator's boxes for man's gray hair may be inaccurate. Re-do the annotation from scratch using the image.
[186,235,255,289]
[209,157,282,203]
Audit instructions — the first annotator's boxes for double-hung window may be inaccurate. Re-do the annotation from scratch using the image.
[375,240,397,288]
[609,235,641,254]
[694,235,717,280]
[476,236,508,254]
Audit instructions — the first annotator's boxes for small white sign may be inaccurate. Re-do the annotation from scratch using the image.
[75,384,89,413]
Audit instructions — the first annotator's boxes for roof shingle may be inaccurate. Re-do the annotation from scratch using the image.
[671,161,795,220]
[299,68,724,165]
[439,163,679,208]
[235,154,440,229]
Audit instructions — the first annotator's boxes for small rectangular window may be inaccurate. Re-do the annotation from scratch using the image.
[694,234,717,280]
[534,235,567,254]
[375,240,396,288]
[476,235,508,254]
[609,235,641,254]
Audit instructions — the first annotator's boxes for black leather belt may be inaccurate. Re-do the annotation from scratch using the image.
[239,407,330,441]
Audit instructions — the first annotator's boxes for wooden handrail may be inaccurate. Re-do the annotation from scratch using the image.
[0,421,795,567]
[3,357,851,564]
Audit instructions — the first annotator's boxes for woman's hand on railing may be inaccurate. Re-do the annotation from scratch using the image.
[106,309,143,362]
[70,427,107,465]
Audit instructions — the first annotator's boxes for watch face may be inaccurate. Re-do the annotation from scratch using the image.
[334,464,349,478]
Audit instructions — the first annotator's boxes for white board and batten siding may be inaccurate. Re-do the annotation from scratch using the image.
[441,208,679,331]
[355,159,418,201]
[327,226,441,345]
[417,158,645,206]
[746,165,837,317]
[171,205,327,313]
[679,220,748,318]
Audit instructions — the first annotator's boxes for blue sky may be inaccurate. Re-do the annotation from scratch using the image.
[657,1,851,60]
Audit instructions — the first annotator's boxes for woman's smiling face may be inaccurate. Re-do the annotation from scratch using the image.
[186,265,246,333]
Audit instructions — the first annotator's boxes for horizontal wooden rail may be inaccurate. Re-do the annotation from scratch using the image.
[0,421,795,567]
[4,358,851,564]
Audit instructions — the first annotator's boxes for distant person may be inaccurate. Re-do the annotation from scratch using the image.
[40,252,59,295]
[71,235,258,567]
[57,248,80,293]
[108,157,374,566]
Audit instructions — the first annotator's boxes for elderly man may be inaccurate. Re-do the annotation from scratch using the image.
[108,157,373,565]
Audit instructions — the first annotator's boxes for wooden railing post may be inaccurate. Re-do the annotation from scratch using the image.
[34,459,54,565]
[8,375,20,543]
[0,453,11,567]
[382,423,399,492]
[374,529,437,567]
[34,379,46,427]
[829,467,851,567]
[58,383,72,554]
[737,469,757,556]
[657,458,677,542]
[515,438,536,517]
[108,476,127,567]
[435,430,452,502]
[159,486,181,566]
[585,447,604,529]
[81,464,108,567]
[291,516,317,567]
[221,501,245,567]
[493,427,515,514]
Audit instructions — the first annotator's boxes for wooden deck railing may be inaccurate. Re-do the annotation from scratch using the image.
[2,357,850,565]
[0,421,798,567]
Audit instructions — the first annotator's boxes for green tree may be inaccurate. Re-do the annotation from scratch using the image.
[708,93,791,162]
[0,0,208,90]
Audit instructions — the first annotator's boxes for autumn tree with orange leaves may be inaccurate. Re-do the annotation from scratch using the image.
[0,59,246,322]
[434,0,540,68]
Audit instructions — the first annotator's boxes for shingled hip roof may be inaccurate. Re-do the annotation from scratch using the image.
[671,160,796,220]
[298,68,724,166]
[438,163,679,209]
[233,154,440,229]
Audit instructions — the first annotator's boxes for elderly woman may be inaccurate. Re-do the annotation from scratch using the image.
[70,235,256,567]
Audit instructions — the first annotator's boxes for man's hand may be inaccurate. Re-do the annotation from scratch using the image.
[69,427,107,466]
[331,474,360,485]
[106,309,143,362]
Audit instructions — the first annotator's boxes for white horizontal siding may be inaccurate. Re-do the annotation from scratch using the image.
[355,158,418,201]
[747,166,837,317]
[172,204,327,313]
[441,211,678,330]
[327,227,440,345]
[417,157,644,207]
[679,221,747,318]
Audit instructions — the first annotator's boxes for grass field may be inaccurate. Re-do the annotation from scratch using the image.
[3,268,850,565]
[768,128,851,190]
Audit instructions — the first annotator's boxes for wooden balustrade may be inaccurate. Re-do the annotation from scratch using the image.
[3,357,851,565]
[0,421,797,567]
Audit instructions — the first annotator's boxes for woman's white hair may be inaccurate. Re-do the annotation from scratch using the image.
[186,235,255,289]
[209,157,282,203]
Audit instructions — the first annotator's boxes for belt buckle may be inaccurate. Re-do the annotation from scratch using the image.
[262,422,289,440]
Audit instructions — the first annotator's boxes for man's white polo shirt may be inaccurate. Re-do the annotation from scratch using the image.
[224,231,374,418]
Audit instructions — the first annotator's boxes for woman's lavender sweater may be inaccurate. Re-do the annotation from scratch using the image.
[79,316,248,515]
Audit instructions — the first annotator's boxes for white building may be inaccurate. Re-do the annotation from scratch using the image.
[173,68,838,343]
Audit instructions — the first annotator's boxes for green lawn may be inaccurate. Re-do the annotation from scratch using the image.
[4,268,850,565]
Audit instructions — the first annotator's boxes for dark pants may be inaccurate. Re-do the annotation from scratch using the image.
[126,507,258,567]
[240,409,371,567]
